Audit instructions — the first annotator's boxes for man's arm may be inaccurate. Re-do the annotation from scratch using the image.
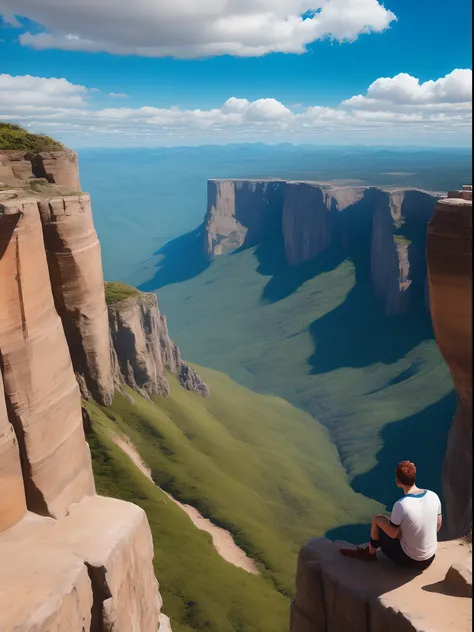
[374,514,401,539]
[437,513,442,532]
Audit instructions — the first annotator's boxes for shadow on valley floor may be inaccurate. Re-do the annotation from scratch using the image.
[351,392,455,511]
[139,225,210,291]
[253,232,347,304]
[308,280,435,373]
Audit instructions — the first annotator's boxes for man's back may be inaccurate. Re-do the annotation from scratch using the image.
[391,489,441,561]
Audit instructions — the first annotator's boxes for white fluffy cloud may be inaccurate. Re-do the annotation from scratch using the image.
[1,0,396,58]
[0,69,471,146]
[343,69,473,109]
[0,74,88,107]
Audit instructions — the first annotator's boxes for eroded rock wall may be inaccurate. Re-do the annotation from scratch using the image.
[427,186,472,538]
[39,194,114,405]
[108,292,210,398]
[205,180,438,314]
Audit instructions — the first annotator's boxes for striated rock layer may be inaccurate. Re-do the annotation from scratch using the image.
[290,537,471,632]
[39,194,114,405]
[205,180,439,315]
[427,186,472,538]
[108,291,210,398]
[0,197,95,518]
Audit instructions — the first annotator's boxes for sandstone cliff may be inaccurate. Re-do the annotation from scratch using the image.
[107,285,210,399]
[39,194,114,406]
[0,148,168,631]
[205,179,439,315]
[0,148,81,190]
[427,185,472,539]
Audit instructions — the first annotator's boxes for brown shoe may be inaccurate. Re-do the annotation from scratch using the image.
[339,546,377,562]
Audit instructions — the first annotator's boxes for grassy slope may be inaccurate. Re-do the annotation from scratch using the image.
[0,122,64,151]
[156,247,455,506]
[86,369,381,608]
[86,397,289,632]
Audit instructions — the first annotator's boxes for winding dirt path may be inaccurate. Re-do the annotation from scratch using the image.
[113,435,259,575]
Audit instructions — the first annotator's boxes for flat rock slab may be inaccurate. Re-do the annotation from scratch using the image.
[0,497,162,632]
[0,514,92,632]
[292,537,472,632]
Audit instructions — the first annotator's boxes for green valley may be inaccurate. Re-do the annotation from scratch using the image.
[85,367,382,631]
[153,243,455,514]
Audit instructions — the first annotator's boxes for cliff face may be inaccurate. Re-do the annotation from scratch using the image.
[39,194,114,405]
[0,149,81,190]
[427,186,472,539]
[0,151,166,631]
[108,290,210,399]
[205,180,438,315]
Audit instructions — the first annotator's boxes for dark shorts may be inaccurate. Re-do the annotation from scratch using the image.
[377,528,435,571]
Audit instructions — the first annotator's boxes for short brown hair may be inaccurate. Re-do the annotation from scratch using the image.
[396,461,416,486]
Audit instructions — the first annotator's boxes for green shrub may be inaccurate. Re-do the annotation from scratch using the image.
[0,122,64,151]
[104,281,141,305]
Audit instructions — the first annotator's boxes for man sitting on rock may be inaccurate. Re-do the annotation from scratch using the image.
[340,461,442,570]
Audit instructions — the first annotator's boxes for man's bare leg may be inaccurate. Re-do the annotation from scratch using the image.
[369,514,396,554]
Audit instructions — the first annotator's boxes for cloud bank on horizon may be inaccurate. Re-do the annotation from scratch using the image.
[0,0,396,58]
[0,69,471,147]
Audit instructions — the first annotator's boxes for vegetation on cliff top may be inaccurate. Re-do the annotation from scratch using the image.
[104,281,141,305]
[0,122,64,151]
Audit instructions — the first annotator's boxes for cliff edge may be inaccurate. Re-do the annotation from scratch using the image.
[0,138,167,631]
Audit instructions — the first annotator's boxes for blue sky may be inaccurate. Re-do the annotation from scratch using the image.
[0,0,471,147]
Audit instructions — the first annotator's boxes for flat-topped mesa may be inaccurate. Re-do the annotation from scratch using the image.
[427,185,472,538]
[205,179,439,315]
[0,149,80,190]
[0,198,95,518]
[39,194,114,405]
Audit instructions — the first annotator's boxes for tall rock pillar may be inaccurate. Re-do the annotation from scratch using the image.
[426,184,472,538]
[39,194,114,405]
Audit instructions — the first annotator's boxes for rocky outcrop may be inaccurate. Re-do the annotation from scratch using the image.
[290,537,472,632]
[427,185,472,539]
[205,180,439,315]
[0,149,80,190]
[108,291,210,398]
[39,194,114,405]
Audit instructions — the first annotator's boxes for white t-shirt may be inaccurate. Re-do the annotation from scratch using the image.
[390,490,441,561]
